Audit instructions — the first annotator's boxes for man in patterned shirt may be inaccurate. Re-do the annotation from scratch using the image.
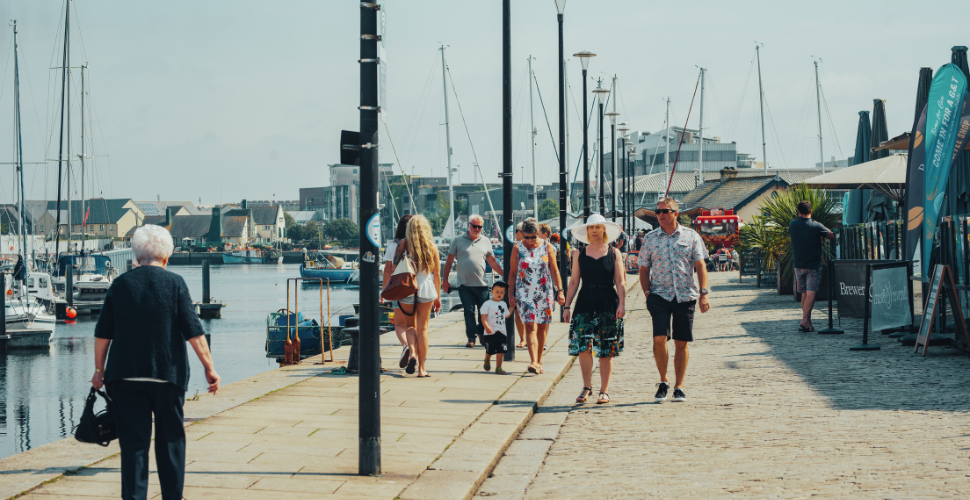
[637,197,710,403]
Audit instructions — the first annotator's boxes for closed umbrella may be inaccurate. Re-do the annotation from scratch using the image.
[844,111,871,224]
[866,100,891,221]
[949,46,970,219]
[903,67,933,262]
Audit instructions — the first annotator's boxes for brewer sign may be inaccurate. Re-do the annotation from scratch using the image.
[834,260,910,328]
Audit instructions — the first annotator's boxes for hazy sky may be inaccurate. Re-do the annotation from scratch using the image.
[0,0,965,206]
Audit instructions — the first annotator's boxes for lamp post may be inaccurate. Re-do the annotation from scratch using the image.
[501,0,515,361]
[555,0,567,321]
[592,79,610,217]
[572,51,595,221]
[617,122,628,231]
[628,142,637,231]
[358,0,381,476]
[605,86,618,224]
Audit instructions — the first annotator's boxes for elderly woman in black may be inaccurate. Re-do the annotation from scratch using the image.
[91,224,220,500]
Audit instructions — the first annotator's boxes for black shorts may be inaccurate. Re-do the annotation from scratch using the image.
[646,294,696,342]
[483,332,508,355]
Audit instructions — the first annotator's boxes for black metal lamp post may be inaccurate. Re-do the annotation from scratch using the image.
[592,79,610,216]
[358,0,381,477]
[605,110,619,224]
[573,51,595,221]
[555,0,567,321]
[617,122,629,231]
[628,142,637,231]
[502,0,515,359]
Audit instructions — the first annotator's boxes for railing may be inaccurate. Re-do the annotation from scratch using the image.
[838,221,903,261]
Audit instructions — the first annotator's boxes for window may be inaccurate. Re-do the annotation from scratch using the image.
[99,224,104,231]
[265,225,272,230]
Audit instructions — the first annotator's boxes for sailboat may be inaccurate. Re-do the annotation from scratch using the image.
[5,21,55,335]
[47,0,117,305]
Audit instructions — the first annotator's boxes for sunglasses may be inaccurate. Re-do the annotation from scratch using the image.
[656,209,677,214]
[470,224,483,229]
[523,235,538,240]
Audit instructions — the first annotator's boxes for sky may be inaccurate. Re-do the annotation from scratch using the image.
[0,0,965,206]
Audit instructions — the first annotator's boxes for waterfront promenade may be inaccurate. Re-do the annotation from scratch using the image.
[1,310,575,499]
[479,273,970,499]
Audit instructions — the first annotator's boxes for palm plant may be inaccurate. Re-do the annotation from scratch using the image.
[740,183,839,282]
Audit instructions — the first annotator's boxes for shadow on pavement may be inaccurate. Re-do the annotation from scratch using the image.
[740,316,970,412]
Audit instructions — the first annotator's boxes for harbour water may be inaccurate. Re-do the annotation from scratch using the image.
[0,263,462,461]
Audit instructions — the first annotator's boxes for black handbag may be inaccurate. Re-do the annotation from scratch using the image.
[74,387,118,446]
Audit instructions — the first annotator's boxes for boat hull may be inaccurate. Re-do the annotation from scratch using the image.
[299,264,353,283]
[222,253,266,264]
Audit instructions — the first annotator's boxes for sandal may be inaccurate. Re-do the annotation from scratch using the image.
[495,367,506,375]
[527,365,538,374]
[405,357,416,375]
[465,341,475,348]
[597,392,610,404]
[576,387,592,403]
[516,343,527,349]
[483,358,491,372]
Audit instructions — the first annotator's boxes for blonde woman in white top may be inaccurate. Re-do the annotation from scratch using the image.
[400,215,442,377]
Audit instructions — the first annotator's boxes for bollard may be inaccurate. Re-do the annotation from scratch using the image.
[202,260,211,304]
[66,268,74,308]
[1,273,6,336]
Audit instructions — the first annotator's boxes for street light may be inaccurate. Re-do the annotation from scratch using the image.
[592,79,610,217]
[605,109,619,224]
[572,51,595,221]
[555,0,568,323]
[628,142,637,231]
[617,122,629,231]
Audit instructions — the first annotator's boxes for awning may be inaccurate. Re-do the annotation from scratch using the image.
[875,130,970,152]
[804,153,906,202]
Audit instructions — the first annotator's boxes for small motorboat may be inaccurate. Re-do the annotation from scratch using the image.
[223,248,267,264]
[265,309,332,360]
[300,251,358,283]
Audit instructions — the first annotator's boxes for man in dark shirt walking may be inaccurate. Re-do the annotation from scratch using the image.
[788,200,834,332]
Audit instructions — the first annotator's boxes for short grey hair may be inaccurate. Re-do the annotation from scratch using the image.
[132,224,174,264]
[521,217,538,235]
[657,197,679,211]
[469,214,484,225]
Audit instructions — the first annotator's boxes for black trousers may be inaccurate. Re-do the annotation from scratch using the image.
[107,381,186,500]
[457,286,490,342]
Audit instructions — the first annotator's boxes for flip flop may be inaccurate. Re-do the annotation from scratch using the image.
[798,325,814,332]
[405,357,417,375]
[483,358,491,372]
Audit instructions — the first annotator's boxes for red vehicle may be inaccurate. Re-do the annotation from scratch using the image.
[694,208,742,248]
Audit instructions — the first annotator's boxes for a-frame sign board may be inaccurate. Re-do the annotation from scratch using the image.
[914,264,970,356]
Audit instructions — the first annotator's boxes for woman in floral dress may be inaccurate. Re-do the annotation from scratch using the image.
[563,214,626,404]
[509,218,565,374]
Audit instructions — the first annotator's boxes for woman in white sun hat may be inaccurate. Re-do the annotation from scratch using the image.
[562,213,626,405]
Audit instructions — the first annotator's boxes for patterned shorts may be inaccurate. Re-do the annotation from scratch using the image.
[795,267,822,293]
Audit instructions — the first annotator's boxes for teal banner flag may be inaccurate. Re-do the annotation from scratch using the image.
[922,63,967,278]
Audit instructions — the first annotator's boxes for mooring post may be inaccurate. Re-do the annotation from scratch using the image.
[202,260,211,304]
[66,267,74,308]
[1,273,6,336]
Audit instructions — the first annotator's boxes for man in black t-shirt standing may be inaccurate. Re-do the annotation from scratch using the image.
[788,200,834,332]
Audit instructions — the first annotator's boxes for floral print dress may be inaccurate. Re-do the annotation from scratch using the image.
[514,241,554,324]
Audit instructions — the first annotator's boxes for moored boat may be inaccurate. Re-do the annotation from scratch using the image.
[222,248,267,264]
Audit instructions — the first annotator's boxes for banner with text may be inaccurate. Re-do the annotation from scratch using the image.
[922,64,968,278]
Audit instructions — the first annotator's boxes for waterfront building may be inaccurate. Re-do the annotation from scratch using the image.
[36,199,146,239]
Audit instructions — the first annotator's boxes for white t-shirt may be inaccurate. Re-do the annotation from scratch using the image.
[479,299,511,335]
[383,241,398,263]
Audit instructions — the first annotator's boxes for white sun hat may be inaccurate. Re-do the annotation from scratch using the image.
[571,213,623,244]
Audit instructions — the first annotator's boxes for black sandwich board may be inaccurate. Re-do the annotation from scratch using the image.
[915,265,970,355]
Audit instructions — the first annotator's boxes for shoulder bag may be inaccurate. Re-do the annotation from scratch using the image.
[382,241,418,314]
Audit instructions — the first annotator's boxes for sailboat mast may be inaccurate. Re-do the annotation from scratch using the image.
[528,56,537,218]
[81,64,87,239]
[756,43,767,173]
[698,68,705,186]
[814,59,825,174]
[13,21,28,270]
[439,45,455,240]
[662,98,670,200]
[54,0,70,258]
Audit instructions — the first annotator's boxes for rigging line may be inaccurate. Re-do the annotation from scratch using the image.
[401,52,438,157]
[404,58,438,171]
[819,83,844,159]
[761,92,788,167]
[512,66,529,172]
[0,40,12,112]
[730,55,756,138]
[17,41,52,160]
[445,65,498,225]
[640,110,670,205]
[705,73,732,141]
[380,120,416,213]
[568,94,603,203]
[789,73,814,168]
[665,75,700,198]
[531,71,559,163]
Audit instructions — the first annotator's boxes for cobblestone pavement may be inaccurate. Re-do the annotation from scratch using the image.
[479,272,970,499]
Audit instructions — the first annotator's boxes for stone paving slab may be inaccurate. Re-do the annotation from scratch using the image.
[480,272,970,499]
[5,312,574,500]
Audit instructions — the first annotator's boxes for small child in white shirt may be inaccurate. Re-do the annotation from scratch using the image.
[480,281,512,374]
